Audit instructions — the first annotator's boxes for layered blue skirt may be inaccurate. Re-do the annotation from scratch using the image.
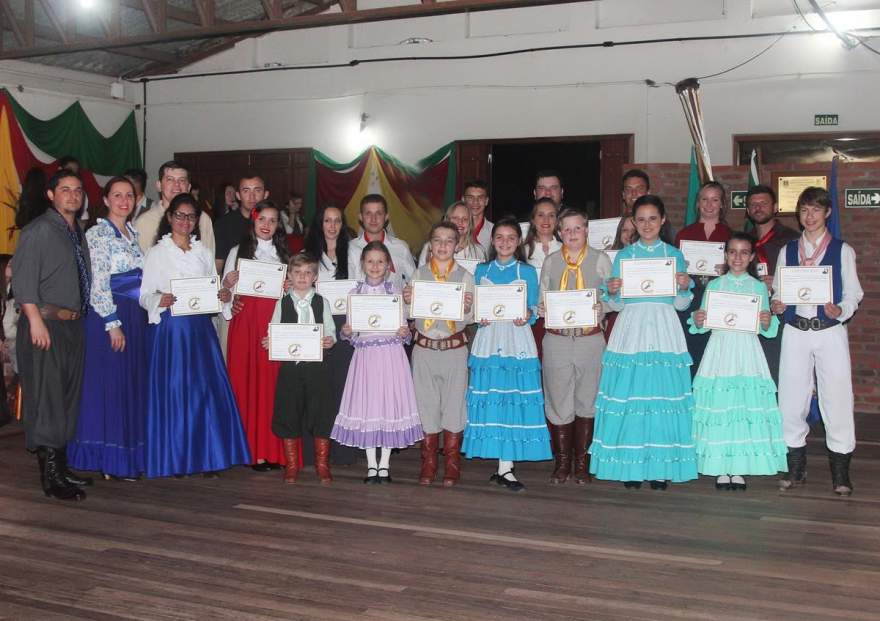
[145,312,250,478]
[69,269,147,478]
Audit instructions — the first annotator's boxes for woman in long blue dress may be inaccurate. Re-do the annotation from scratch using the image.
[589,195,698,489]
[463,217,551,492]
[68,177,148,480]
[139,194,250,478]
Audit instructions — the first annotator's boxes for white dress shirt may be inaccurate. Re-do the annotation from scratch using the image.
[348,231,416,289]
[139,234,217,324]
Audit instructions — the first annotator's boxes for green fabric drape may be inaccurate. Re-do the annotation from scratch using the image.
[3,89,141,176]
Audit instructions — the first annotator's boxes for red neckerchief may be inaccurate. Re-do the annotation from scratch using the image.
[798,231,832,266]
[472,217,485,243]
[364,230,395,272]
[753,225,776,265]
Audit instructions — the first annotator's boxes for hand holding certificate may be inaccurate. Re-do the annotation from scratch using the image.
[269,323,323,362]
[620,258,676,298]
[704,291,760,333]
[475,284,527,322]
[410,280,465,322]
[778,266,833,305]
[235,259,287,299]
[316,279,357,315]
[544,289,598,329]
[680,241,725,276]
[170,276,221,316]
[348,294,403,332]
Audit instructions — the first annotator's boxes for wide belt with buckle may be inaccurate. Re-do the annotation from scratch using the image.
[789,315,837,331]
[545,326,603,338]
[415,330,469,351]
[39,303,81,321]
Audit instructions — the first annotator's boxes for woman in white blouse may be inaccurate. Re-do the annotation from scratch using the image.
[418,201,488,267]
[522,197,561,272]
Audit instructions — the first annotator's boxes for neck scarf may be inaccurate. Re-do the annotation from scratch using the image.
[799,231,831,266]
[472,217,485,243]
[559,245,586,291]
[754,224,777,265]
[424,258,457,333]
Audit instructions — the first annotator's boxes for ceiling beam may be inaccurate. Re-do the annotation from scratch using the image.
[141,0,167,34]
[0,0,589,61]
[23,0,34,48]
[0,1,25,47]
[119,0,225,26]
[261,0,283,20]
[338,0,357,12]
[193,0,215,27]
[36,0,69,44]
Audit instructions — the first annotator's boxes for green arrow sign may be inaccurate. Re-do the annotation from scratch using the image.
[730,190,748,209]
[845,188,880,208]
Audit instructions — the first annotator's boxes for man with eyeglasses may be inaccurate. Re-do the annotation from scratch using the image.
[214,173,268,273]
[463,179,492,251]
[135,160,215,254]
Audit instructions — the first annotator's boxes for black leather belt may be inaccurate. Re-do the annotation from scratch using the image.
[788,315,837,331]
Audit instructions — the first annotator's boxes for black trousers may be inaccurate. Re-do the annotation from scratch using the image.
[272,361,335,440]
[16,316,85,450]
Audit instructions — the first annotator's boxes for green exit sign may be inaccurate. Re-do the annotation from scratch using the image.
[730,190,748,209]
[845,188,880,208]
[814,114,839,126]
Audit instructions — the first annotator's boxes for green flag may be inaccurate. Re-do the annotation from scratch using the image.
[684,147,700,226]
[743,148,759,232]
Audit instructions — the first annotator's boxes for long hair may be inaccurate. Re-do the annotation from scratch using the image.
[723,231,758,278]
[631,195,673,244]
[697,181,728,224]
[523,197,559,260]
[236,200,290,265]
[611,215,635,250]
[155,193,202,244]
[13,167,50,230]
[487,216,527,263]
[304,205,350,279]
[86,176,136,231]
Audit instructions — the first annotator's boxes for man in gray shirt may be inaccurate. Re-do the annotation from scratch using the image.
[13,169,93,501]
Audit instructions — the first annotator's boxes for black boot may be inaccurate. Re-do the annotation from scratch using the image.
[59,447,93,487]
[828,450,853,496]
[779,446,807,490]
[40,447,86,501]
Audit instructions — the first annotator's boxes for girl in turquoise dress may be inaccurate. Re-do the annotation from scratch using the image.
[589,195,697,489]
[689,233,787,490]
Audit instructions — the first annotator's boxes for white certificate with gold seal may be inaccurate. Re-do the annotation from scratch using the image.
[410,280,465,322]
[316,279,357,315]
[170,276,221,316]
[680,241,725,277]
[620,258,676,298]
[235,258,287,299]
[704,291,760,333]
[588,217,621,250]
[348,294,404,332]
[544,289,598,329]
[268,323,323,362]
[475,284,527,322]
[779,266,833,305]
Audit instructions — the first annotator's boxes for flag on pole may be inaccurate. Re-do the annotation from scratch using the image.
[743,149,760,233]
[685,147,700,226]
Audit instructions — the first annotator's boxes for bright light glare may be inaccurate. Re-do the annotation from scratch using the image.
[79,0,98,9]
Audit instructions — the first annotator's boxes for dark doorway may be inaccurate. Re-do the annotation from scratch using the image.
[489,141,601,222]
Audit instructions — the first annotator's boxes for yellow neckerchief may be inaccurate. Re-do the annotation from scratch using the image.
[424,257,458,333]
[559,245,587,290]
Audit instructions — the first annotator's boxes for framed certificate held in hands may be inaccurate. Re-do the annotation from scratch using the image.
[704,291,760,333]
[475,284,527,322]
[170,276,221,316]
[620,258,676,298]
[544,289,598,329]
[268,323,323,362]
[410,280,465,322]
[588,217,621,250]
[680,241,725,277]
[316,279,357,315]
[778,266,833,305]
[348,294,403,332]
[235,258,287,299]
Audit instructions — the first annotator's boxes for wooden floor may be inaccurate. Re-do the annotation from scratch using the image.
[1,417,879,621]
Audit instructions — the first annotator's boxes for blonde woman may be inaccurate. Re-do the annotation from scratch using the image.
[418,201,488,266]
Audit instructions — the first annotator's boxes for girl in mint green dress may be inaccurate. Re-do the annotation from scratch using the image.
[689,233,787,490]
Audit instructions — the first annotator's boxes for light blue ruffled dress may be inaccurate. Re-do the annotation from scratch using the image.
[463,259,552,462]
[589,240,698,482]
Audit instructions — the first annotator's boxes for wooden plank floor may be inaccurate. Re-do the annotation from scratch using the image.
[0,415,879,621]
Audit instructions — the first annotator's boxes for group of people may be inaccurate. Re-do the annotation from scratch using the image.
[11,161,862,502]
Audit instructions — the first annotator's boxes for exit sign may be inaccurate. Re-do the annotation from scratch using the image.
[730,190,748,209]
[814,114,839,126]
[845,188,880,208]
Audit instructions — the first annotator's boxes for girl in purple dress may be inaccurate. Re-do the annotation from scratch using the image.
[330,241,423,484]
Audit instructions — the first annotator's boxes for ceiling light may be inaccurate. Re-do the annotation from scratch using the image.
[79,0,98,9]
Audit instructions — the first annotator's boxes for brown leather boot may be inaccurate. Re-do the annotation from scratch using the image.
[282,438,300,484]
[573,417,594,485]
[549,422,574,484]
[419,433,440,485]
[442,430,463,487]
[314,438,333,485]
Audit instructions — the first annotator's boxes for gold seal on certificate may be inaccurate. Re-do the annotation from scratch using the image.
[680,241,725,276]
[456,259,480,275]
[544,289,598,329]
[620,258,676,298]
[779,266,833,305]
[170,276,221,316]
[475,284,527,322]
[316,280,357,315]
[235,258,287,299]
[410,280,465,322]
[704,291,760,333]
[348,294,403,332]
[588,217,621,250]
[268,323,323,362]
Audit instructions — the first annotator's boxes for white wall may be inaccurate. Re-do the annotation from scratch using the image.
[131,0,880,180]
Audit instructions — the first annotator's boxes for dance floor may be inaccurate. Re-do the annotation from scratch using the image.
[0,415,878,621]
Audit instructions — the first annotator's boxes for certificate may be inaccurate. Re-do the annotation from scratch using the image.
[620,258,676,298]
[235,258,287,299]
[316,279,357,315]
[410,280,465,322]
[704,291,760,333]
[544,289,598,329]
[170,276,221,316]
[475,284,527,322]
[680,241,725,276]
[348,294,403,332]
[588,217,621,250]
[605,250,618,265]
[778,266,833,305]
[268,323,323,362]
[456,259,480,275]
